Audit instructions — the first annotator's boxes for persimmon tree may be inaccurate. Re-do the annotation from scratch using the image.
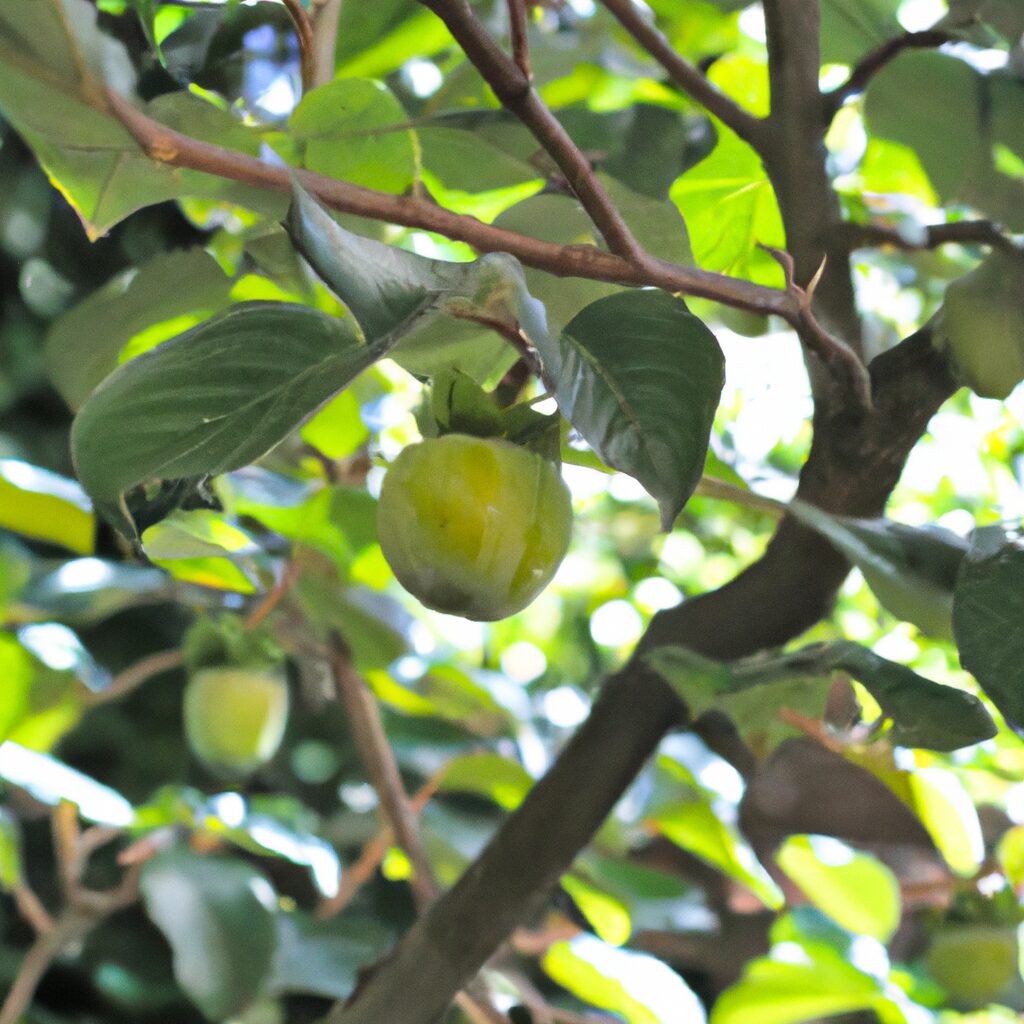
[1,1,1024,1023]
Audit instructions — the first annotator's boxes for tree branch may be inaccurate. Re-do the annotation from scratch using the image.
[598,0,767,151]
[104,87,869,404]
[310,0,343,88]
[839,218,1024,256]
[417,0,644,260]
[327,635,439,911]
[281,0,316,94]
[823,30,952,121]
[507,0,532,80]
[761,0,864,371]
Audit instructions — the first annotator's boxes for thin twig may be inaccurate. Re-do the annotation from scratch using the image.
[839,219,1024,256]
[281,0,317,94]
[13,885,54,936]
[84,648,183,708]
[327,635,439,910]
[507,0,531,80]
[598,0,767,150]
[317,774,440,919]
[310,0,343,87]
[0,810,139,1024]
[418,0,644,261]
[824,29,952,121]
[244,559,302,631]
[694,478,787,517]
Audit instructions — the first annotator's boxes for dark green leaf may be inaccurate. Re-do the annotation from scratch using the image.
[789,501,967,639]
[140,849,278,1021]
[953,524,1024,730]
[285,182,550,373]
[537,290,724,529]
[71,302,376,535]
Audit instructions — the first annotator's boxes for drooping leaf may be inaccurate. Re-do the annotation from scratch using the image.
[140,849,279,1021]
[536,290,724,530]
[437,752,535,810]
[71,302,379,536]
[789,501,967,639]
[908,767,985,877]
[953,524,1024,729]
[285,181,550,379]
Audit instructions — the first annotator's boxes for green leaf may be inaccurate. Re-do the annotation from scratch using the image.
[775,835,901,942]
[287,79,417,195]
[285,182,550,378]
[908,767,984,877]
[651,798,784,908]
[71,302,377,536]
[437,752,534,810]
[0,0,269,238]
[45,249,234,409]
[269,912,392,1000]
[711,951,897,1024]
[536,290,724,530]
[300,389,369,460]
[543,935,706,1024]
[953,524,1024,729]
[789,501,967,639]
[561,874,632,946]
[670,57,784,286]
[140,849,279,1021]
[0,808,22,891]
[648,641,996,752]
[0,459,94,554]
[819,0,902,65]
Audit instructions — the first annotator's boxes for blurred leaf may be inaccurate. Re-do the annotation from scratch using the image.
[0,807,23,891]
[437,752,534,810]
[648,642,996,753]
[561,873,633,945]
[598,172,693,265]
[0,631,81,749]
[908,766,984,877]
[0,743,134,825]
[142,509,259,561]
[775,835,901,942]
[711,949,900,1024]
[141,849,279,1021]
[300,389,368,460]
[789,501,967,639]
[269,911,393,1000]
[286,79,417,194]
[71,302,378,536]
[819,0,902,65]
[0,459,94,554]
[543,935,706,1024]
[650,798,784,908]
[45,249,233,410]
[536,290,724,530]
[953,524,1024,730]
[997,825,1024,891]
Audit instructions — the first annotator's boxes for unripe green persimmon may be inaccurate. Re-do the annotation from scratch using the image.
[934,251,1024,399]
[925,925,1020,1004]
[184,667,289,777]
[377,433,572,621]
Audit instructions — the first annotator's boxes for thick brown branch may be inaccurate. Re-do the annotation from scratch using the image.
[824,30,952,121]
[598,0,767,151]
[417,0,643,260]
[281,0,316,93]
[761,0,863,367]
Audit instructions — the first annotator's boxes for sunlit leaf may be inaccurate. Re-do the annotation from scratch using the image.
[0,459,94,555]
